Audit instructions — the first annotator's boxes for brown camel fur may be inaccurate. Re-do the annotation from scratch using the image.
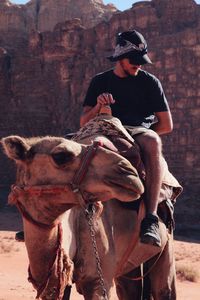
[1,126,182,300]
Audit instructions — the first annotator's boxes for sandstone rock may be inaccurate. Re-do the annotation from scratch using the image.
[0,0,117,33]
[0,0,27,32]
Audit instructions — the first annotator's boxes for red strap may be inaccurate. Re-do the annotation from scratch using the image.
[70,141,101,193]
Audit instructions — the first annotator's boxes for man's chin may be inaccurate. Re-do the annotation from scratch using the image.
[126,68,140,77]
[129,71,139,77]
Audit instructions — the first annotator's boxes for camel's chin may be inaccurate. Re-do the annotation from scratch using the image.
[95,188,141,203]
[111,188,141,202]
[102,178,144,201]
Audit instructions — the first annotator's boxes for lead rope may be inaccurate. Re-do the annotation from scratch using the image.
[85,204,108,300]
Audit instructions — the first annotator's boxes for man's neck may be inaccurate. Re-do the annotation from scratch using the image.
[113,62,128,78]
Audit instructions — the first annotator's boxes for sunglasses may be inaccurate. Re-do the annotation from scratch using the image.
[128,57,141,66]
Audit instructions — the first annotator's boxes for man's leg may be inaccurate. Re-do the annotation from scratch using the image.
[134,130,164,246]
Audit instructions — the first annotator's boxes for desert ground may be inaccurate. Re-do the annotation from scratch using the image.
[0,205,199,300]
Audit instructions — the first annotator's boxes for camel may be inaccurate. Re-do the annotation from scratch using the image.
[1,116,182,300]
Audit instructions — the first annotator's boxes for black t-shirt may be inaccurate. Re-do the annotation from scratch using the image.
[83,69,169,128]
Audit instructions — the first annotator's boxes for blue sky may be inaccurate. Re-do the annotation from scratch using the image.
[10,0,200,11]
[104,0,200,10]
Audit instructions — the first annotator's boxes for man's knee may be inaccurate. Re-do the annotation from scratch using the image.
[135,130,162,154]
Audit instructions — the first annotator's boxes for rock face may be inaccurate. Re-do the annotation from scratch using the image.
[0,0,200,207]
[28,0,117,31]
[0,0,27,32]
[0,0,117,32]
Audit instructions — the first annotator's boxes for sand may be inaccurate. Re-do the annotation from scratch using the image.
[0,208,199,299]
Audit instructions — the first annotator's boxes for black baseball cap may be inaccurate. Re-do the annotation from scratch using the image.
[107,30,152,65]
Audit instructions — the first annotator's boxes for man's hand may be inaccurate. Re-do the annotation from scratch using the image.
[97,93,115,106]
[80,93,115,127]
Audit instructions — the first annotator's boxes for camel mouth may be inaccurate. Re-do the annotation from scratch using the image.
[103,177,143,200]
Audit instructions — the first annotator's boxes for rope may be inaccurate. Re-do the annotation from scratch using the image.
[121,245,165,281]
[115,200,168,281]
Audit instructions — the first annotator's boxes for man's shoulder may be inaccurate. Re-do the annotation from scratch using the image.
[139,70,160,84]
[139,69,157,80]
[94,69,113,80]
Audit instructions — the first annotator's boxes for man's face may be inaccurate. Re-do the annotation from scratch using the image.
[120,58,141,77]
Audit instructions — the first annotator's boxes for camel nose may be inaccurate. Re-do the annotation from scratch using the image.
[117,161,138,177]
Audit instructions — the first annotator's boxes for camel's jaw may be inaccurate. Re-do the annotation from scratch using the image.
[102,175,144,202]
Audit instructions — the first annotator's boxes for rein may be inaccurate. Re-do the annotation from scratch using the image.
[115,199,168,281]
[122,247,165,281]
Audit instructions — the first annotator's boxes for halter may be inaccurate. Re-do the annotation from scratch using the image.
[9,140,103,214]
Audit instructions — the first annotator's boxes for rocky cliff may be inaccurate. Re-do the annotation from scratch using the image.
[0,0,200,211]
[28,0,117,31]
[0,0,117,32]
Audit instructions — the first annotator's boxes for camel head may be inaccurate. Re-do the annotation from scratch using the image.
[1,135,145,299]
[1,135,144,207]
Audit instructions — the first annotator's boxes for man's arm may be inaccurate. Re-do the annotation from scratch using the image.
[80,105,101,127]
[151,111,173,135]
[80,93,115,127]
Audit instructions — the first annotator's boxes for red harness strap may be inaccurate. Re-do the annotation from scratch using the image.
[8,141,104,211]
[70,140,102,194]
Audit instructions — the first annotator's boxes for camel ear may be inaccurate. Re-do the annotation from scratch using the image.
[1,136,30,161]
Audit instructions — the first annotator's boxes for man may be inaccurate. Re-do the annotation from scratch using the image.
[80,30,173,247]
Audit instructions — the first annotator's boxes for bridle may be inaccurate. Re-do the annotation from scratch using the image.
[69,140,104,207]
[8,140,106,299]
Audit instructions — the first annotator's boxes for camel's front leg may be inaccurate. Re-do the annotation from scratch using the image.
[115,266,143,300]
[148,233,176,300]
[77,278,115,300]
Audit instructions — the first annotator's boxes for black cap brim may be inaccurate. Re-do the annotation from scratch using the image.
[107,51,152,65]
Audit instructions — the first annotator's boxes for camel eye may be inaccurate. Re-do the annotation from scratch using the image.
[51,151,75,166]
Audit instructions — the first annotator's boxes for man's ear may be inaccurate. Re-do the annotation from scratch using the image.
[1,136,30,161]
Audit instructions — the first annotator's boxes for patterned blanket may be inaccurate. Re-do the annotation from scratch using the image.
[72,115,147,144]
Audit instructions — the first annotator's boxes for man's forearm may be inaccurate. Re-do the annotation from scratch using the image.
[150,122,173,135]
[151,111,173,135]
[80,104,101,127]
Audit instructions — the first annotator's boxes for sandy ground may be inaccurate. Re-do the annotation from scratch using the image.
[0,207,200,300]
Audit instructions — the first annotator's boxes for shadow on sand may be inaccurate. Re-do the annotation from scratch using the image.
[0,186,23,232]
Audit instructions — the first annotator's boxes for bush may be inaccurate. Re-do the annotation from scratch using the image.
[176,263,200,282]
